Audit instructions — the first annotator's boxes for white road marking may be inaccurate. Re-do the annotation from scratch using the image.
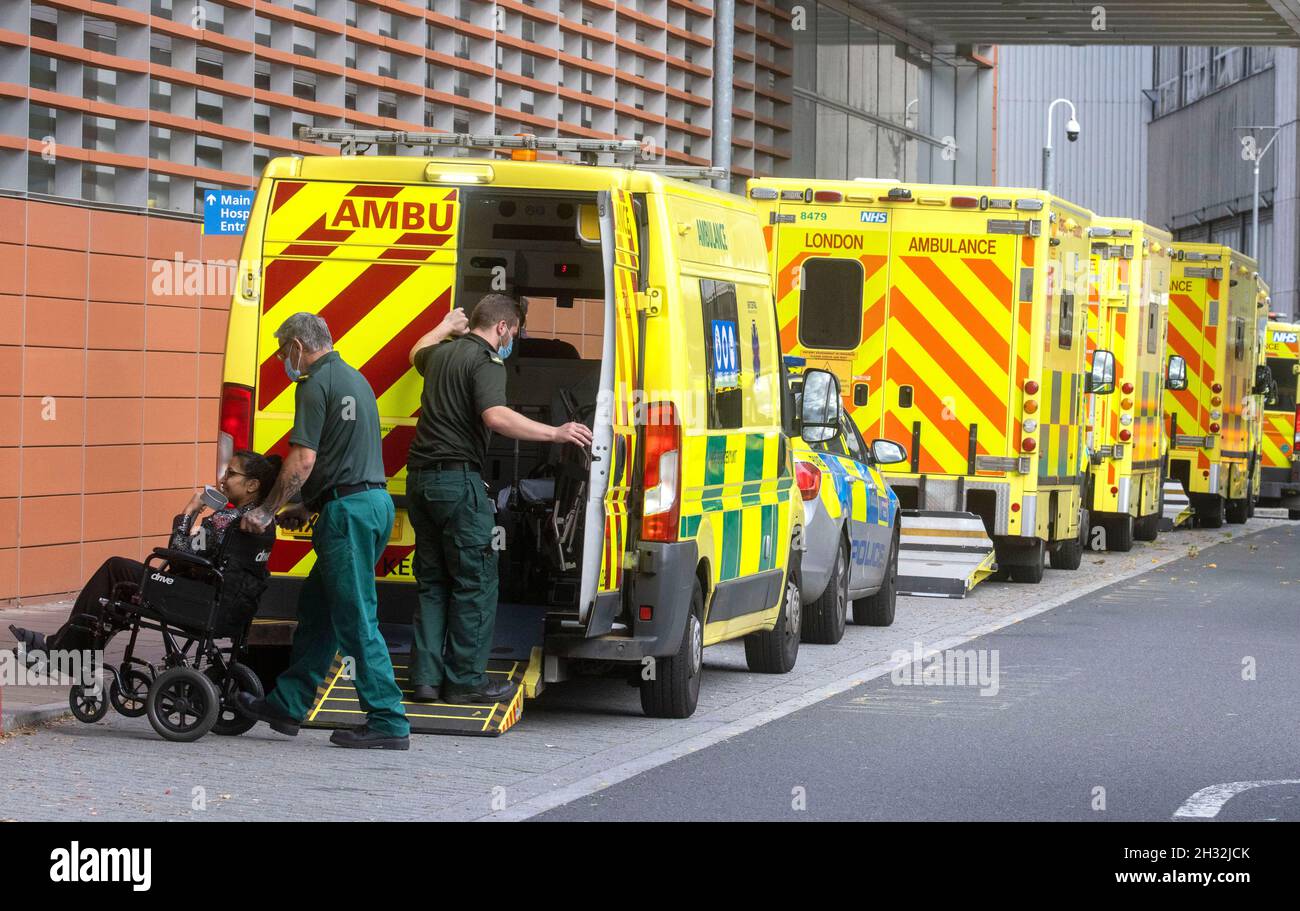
[1172,780,1300,819]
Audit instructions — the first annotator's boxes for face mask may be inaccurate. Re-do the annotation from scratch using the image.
[283,342,304,382]
[497,329,514,361]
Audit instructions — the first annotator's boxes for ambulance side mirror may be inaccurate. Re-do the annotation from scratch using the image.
[1087,349,1116,395]
[1253,364,1271,395]
[800,369,840,444]
[1165,354,1188,391]
[870,439,908,465]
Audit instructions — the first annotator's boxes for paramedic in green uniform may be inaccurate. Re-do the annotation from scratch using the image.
[238,310,465,749]
[406,294,592,704]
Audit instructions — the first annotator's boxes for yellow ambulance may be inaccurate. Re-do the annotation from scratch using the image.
[748,177,1104,585]
[1164,243,1269,527]
[218,132,806,725]
[1084,219,1178,550]
[1259,317,1300,518]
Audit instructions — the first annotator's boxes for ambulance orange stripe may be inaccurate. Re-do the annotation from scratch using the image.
[1165,321,1202,377]
[375,544,415,577]
[347,184,403,198]
[358,291,454,401]
[900,256,1011,368]
[272,181,305,213]
[890,288,1007,429]
[1170,292,1200,329]
[381,424,418,478]
[961,257,1014,309]
[883,409,942,475]
[886,356,989,461]
[268,539,314,573]
[264,259,322,312]
[1021,237,1035,268]
[378,248,438,262]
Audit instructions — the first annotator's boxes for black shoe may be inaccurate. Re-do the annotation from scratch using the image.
[410,684,441,703]
[9,625,48,657]
[443,679,517,705]
[235,692,300,736]
[329,725,410,750]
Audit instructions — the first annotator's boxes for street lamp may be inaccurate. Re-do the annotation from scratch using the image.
[1042,98,1080,196]
[1234,124,1281,261]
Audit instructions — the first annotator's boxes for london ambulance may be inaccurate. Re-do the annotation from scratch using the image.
[218,132,805,728]
[749,177,1105,586]
[1258,317,1300,517]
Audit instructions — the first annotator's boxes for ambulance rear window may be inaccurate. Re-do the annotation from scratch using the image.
[799,259,863,351]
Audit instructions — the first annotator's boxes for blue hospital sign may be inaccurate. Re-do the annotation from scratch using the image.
[203,189,254,235]
[712,319,740,390]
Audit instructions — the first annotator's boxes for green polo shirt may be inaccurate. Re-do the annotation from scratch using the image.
[289,350,387,509]
[407,334,508,471]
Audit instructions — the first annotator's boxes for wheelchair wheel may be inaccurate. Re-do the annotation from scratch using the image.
[208,663,263,736]
[69,684,109,724]
[146,667,220,743]
[109,668,152,719]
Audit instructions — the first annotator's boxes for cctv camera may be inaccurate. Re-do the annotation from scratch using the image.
[1066,118,1081,142]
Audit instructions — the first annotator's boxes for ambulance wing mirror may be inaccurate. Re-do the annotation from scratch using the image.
[800,369,840,443]
[1253,364,1272,395]
[576,204,601,246]
[1086,349,1116,395]
[1165,354,1188,392]
[870,439,908,465]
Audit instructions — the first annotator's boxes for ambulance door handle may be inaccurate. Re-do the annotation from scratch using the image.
[853,383,869,407]
[613,434,626,484]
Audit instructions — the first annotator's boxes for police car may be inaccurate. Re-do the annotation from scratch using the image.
[790,364,904,644]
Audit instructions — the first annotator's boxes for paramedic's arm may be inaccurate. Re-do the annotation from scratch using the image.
[409,307,468,366]
[241,378,323,532]
[483,407,593,446]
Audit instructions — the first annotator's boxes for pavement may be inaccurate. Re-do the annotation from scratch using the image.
[0,515,1290,821]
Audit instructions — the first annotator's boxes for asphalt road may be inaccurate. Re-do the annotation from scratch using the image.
[540,523,1300,821]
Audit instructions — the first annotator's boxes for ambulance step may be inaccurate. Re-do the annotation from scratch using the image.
[896,510,998,599]
[302,650,540,737]
[1160,479,1193,531]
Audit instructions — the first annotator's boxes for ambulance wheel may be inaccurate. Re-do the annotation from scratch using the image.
[1050,539,1083,570]
[745,561,802,674]
[854,526,898,627]
[69,684,110,724]
[1195,495,1224,529]
[1289,509,1300,521]
[147,667,220,743]
[1134,512,1160,542]
[1225,496,1249,525]
[1109,515,1134,552]
[208,663,263,736]
[639,579,704,719]
[108,667,152,719]
[803,537,848,644]
[1007,540,1045,584]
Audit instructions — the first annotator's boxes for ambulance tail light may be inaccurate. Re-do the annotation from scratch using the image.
[219,383,253,452]
[950,196,980,208]
[641,402,682,543]
[795,460,822,501]
[1294,405,1300,443]
[813,190,843,203]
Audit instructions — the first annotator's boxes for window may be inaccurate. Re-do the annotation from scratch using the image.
[196,47,224,79]
[31,54,58,92]
[346,1,358,27]
[82,116,116,152]
[151,0,174,17]
[345,81,357,110]
[196,89,224,122]
[254,103,272,134]
[1059,291,1075,348]
[522,17,535,42]
[293,27,317,57]
[151,33,173,65]
[1153,47,1180,116]
[346,40,357,69]
[255,15,273,47]
[150,77,172,112]
[521,53,534,79]
[293,71,317,102]
[378,51,396,79]
[150,126,172,161]
[799,259,863,350]
[1183,46,1210,105]
[83,66,118,104]
[84,17,117,54]
[196,135,223,171]
[28,104,56,143]
[700,279,744,429]
[148,171,172,209]
[378,91,398,120]
[198,1,224,33]
[293,0,317,13]
[456,33,471,59]
[1267,358,1298,412]
[255,60,271,90]
[31,5,58,41]
[380,10,397,38]
[455,70,470,98]
[29,154,55,195]
[581,104,592,128]
[1213,47,1241,88]
[453,109,469,133]
[83,164,116,204]
[254,147,272,177]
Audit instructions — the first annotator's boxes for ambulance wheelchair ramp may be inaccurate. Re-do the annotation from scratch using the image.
[1160,479,1193,531]
[303,651,539,737]
[896,510,997,599]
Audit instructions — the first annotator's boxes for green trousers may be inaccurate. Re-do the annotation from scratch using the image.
[268,487,409,738]
[407,467,499,693]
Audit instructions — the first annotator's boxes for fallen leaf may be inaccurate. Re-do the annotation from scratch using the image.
[1205,563,1217,569]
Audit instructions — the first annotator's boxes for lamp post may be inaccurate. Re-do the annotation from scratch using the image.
[1042,98,1080,195]
[1234,125,1280,261]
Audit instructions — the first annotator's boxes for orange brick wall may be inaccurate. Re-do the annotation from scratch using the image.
[0,196,236,605]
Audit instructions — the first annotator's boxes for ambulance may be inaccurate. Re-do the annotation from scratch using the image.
[1258,317,1300,517]
[1164,243,1269,527]
[749,177,1104,586]
[1083,218,1179,550]
[218,132,807,727]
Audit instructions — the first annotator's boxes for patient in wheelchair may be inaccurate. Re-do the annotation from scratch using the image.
[9,449,282,657]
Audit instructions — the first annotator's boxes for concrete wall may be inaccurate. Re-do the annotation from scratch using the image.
[0,196,236,604]
[997,45,1152,217]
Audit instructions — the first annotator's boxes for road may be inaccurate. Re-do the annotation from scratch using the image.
[0,517,1292,821]
[540,522,1300,821]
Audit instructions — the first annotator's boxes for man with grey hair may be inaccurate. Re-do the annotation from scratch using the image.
[237,307,466,749]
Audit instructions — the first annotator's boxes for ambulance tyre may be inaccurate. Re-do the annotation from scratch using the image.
[1049,512,1086,571]
[1006,540,1045,584]
[1134,511,1160,542]
[745,558,802,674]
[1225,496,1249,525]
[1109,514,1134,553]
[1195,495,1225,529]
[854,526,898,627]
[803,537,848,644]
[639,579,704,719]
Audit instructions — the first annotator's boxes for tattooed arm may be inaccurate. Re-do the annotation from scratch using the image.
[240,445,316,533]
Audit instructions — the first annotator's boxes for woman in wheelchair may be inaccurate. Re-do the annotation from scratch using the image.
[9,450,282,658]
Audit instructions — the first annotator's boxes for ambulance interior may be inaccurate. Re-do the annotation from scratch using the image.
[453,188,609,622]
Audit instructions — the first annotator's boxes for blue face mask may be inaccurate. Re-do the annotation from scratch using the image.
[283,343,304,383]
[498,333,514,361]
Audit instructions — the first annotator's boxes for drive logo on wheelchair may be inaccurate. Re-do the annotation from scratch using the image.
[149,572,174,586]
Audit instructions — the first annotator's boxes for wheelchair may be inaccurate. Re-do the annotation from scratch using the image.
[66,527,277,743]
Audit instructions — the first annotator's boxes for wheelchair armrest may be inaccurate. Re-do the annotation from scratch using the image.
[151,548,215,571]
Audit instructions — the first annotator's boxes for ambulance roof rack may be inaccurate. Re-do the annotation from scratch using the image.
[296,128,727,181]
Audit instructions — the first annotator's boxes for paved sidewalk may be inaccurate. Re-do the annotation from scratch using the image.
[0,517,1286,821]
